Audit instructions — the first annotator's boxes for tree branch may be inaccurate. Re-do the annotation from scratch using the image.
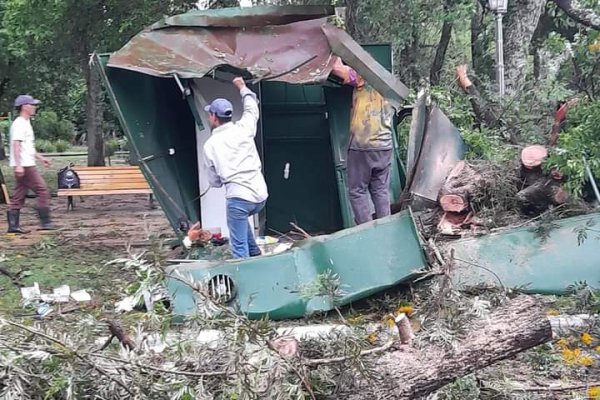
[3,319,135,396]
[554,0,600,30]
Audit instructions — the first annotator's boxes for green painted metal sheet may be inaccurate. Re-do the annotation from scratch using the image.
[95,54,200,234]
[151,5,334,29]
[260,83,343,234]
[166,210,427,320]
[447,213,600,294]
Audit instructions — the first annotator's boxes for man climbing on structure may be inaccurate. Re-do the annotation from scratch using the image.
[203,77,268,258]
[330,57,395,225]
[7,95,56,233]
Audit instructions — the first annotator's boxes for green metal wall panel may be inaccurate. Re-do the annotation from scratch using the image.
[166,210,427,320]
[96,55,200,234]
[261,83,343,233]
[448,213,600,294]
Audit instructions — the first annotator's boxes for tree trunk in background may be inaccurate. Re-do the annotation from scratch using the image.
[430,2,453,86]
[85,61,105,167]
[343,0,361,40]
[470,0,492,81]
[503,0,546,92]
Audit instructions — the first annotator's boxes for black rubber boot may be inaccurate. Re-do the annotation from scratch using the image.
[7,210,30,234]
[37,207,57,230]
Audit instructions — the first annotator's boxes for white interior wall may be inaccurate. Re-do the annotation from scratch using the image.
[191,76,255,238]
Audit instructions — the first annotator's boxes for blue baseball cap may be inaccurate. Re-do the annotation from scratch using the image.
[204,98,233,118]
[14,95,41,107]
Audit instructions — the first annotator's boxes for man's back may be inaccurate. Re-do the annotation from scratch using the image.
[203,89,268,204]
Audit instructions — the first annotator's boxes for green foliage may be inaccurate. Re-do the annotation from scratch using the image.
[32,111,74,142]
[104,138,121,158]
[546,100,600,197]
[34,139,56,153]
[436,375,480,400]
[54,139,70,153]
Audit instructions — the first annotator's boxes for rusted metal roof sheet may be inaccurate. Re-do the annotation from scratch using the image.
[108,17,337,83]
[321,24,409,106]
[151,5,335,29]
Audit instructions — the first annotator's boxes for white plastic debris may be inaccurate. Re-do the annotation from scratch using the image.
[115,296,137,313]
[20,282,41,301]
[70,290,92,302]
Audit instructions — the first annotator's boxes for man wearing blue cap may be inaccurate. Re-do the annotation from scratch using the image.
[203,77,268,258]
[6,95,56,233]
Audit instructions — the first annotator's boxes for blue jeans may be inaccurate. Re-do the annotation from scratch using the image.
[226,198,265,258]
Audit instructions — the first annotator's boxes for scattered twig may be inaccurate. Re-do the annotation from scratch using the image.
[3,319,135,396]
[89,353,230,378]
[0,266,23,287]
[453,257,506,290]
[290,222,311,239]
[435,248,455,314]
[498,381,600,392]
[106,319,136,351]
[303,340,395,366]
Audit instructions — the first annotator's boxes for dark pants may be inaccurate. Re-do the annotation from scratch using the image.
[9,166,50,210]
[226,197,265,258]
[347,149,392,224]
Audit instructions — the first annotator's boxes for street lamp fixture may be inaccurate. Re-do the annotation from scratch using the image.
[488,0,508,13]
[489,0,508,97]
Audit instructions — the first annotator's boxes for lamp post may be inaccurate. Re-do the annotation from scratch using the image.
[489,0,508,97]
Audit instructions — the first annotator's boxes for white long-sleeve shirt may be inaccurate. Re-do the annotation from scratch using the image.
[203,87,268,204]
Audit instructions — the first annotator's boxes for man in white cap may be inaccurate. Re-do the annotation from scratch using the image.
[7,94,56,233]
[203,77,268,258]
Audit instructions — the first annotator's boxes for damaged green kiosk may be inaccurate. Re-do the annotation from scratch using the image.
[95,6,465,320]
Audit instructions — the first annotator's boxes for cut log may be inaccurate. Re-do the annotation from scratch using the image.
[343,295,552,399]
[521,145,548,169]
[438,161,485,213]
[516,178,568,215]
[437,211,473,235]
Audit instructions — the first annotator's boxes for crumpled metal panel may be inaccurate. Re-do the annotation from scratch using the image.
[108,18,336,83]
[447,213,600,294]
[151,5,334,29]
[407,106,465,208]
[166,211,427,320]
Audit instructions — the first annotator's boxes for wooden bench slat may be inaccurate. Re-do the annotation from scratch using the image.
[73,169,143,176]
[79,175,146,182]
[72,166,141,170]
[57,189,153,196]
[76,183,151,190]
[57,166,154,211]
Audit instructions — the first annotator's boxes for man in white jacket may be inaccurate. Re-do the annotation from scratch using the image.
[203,77,268,258]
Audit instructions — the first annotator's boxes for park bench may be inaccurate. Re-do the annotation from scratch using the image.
[57,165,154,210]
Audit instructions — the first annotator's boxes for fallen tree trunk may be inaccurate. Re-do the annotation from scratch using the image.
[516,178,568,214]
[344,295,552,399]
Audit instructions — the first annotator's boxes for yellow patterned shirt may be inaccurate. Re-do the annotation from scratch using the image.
[342,67,394,150]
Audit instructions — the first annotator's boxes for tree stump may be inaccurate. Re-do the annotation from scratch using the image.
[438,161,485,213]
[521,145,548,169]
[343,295,553,399]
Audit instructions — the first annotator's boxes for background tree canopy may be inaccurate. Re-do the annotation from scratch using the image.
[0,0,598,190]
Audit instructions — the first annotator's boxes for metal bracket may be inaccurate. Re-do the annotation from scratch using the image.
[173,74,191,98]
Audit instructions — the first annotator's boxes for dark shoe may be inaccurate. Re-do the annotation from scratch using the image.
[37,207,57,230]
[7,210,30,234]
[250,250,262,257]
